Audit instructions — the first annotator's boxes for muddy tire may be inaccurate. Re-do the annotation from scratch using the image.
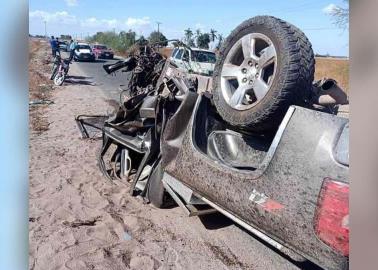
[212,16,314,132]
[147,160,171,208]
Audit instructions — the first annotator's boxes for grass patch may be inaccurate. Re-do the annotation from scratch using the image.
[315,57,349,94]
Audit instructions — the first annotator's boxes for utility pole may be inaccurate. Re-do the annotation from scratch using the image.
[156,21,162,45]
[44,21,47,38]
[156,22,162,35]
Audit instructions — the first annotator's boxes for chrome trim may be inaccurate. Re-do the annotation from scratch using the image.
[259,106,295,172]
[199,196,283,250]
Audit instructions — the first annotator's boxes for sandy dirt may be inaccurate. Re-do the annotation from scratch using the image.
[29,40,299,270]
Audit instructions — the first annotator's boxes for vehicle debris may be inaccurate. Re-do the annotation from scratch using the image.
[103,44,165,98]
[312,78,349,106]
[63,216,102,228]
[75,114,109,139]
[76,15,349,270]
[29,99,54,106]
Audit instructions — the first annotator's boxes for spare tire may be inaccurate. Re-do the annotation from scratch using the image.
[212,16,314,132]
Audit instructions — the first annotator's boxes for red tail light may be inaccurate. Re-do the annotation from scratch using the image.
[314,178,349,256]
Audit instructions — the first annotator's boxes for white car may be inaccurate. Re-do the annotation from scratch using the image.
[169,47,216,76]
[73,42,96,62]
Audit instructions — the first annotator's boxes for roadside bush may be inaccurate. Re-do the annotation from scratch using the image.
[87,30,137,54]
[148,31,168,46]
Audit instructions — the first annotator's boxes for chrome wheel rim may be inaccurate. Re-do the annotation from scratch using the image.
[220,33,277,110]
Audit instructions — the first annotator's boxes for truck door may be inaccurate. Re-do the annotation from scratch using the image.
[174,49,185,69]
[181,49,192,72]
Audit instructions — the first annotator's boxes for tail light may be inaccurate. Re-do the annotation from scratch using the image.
[314,178,349,256]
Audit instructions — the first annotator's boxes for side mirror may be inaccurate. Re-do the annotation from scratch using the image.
[182,56,189,62]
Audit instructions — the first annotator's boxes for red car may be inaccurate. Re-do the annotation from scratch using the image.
[91,44,114,59]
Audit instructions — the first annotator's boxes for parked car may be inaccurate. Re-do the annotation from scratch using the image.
[169,46,216,76]
[73,43,95,62]
[58,41,68,52]
[92,44,114,59]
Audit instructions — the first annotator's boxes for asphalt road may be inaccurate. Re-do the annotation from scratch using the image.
[65,52,322,270]
[64,52,130,101]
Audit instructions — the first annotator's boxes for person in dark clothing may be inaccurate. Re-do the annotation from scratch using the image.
[55,38,61,55]
[49,36,59,57]
[49,36,54,46]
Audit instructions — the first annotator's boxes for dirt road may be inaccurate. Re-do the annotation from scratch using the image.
[29,40,310,270]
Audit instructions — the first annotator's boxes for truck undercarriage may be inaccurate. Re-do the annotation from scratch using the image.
[76,15,349,270]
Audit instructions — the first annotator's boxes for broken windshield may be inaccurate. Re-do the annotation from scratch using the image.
[191,51,216,63]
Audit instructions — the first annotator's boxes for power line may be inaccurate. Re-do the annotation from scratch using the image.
[226,1,328,21]
[302,27,338,30]
[264,0,328,15]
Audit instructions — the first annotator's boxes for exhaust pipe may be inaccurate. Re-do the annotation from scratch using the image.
[313,78,349,105]
[102,57,137,74]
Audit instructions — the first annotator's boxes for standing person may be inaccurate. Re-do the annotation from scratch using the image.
[49,36,59,57]
[68,39,73,51]
[55,38,61,55]
[68,39,78,61]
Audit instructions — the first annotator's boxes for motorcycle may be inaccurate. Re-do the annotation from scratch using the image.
[50,53,61,80]
[50,52,71,86]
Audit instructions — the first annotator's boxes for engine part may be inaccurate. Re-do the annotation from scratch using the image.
[313,78,349,105]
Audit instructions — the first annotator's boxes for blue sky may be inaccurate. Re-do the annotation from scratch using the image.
[29,0,349,56]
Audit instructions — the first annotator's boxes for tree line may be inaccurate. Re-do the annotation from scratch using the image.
[183,28,223,49]
[86,27,224,54]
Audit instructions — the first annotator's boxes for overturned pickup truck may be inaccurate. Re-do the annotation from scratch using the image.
[76,16,349,270]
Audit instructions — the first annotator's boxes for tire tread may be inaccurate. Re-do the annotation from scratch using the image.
[212,16,315,131]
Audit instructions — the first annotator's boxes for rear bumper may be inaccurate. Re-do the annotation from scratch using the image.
[98,52,114,58]
[74,54,95,61]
